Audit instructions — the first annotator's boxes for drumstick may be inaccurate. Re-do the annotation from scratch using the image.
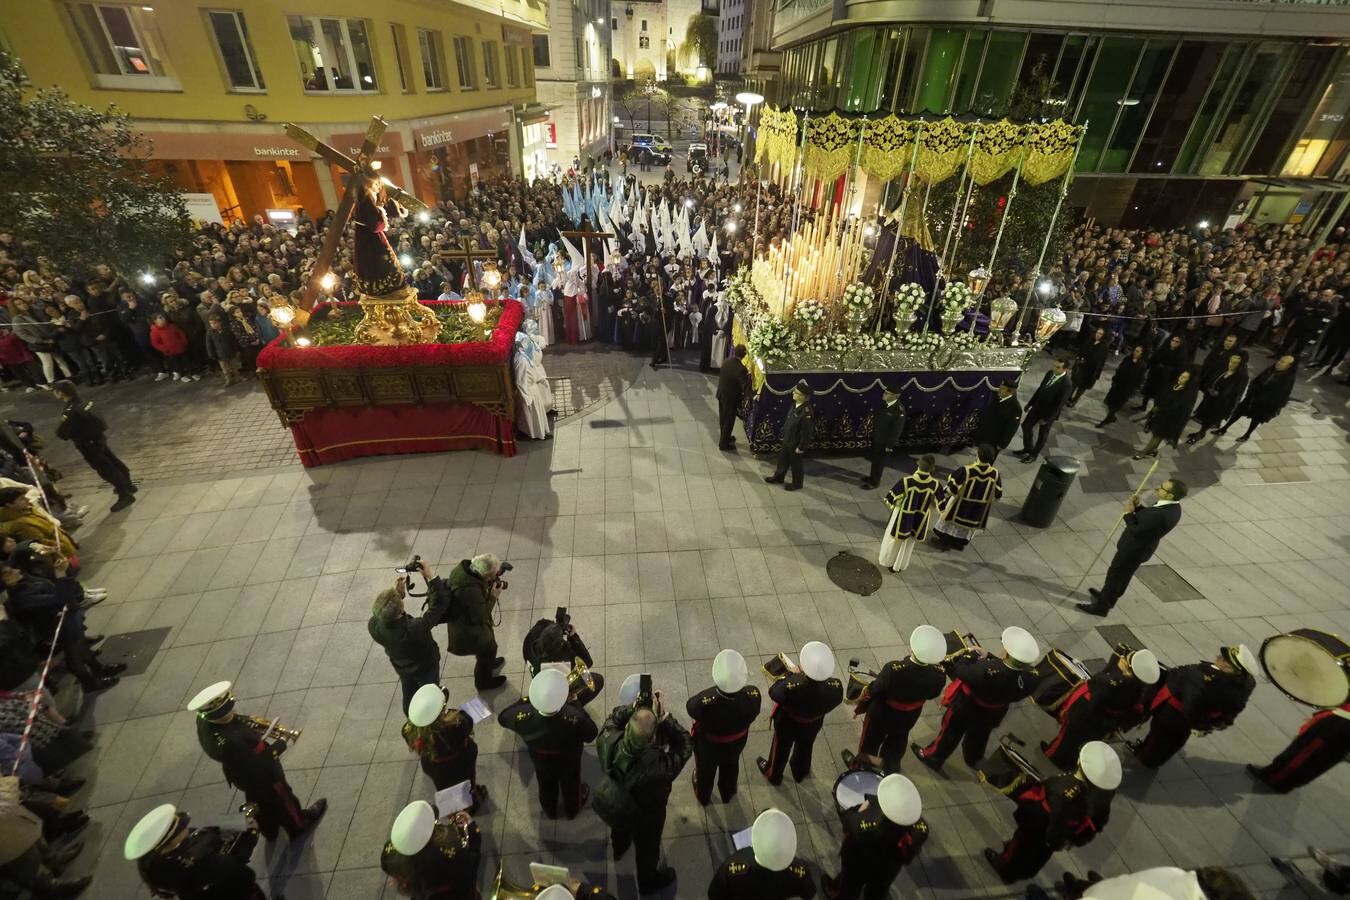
[1070,459,1159,595]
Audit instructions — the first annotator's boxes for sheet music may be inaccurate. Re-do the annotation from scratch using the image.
[458,697,492,723]
[529,862,570,886]
[434,780,474,814]
[732,826,752,850]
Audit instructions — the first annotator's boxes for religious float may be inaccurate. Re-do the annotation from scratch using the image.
[254,117,523,465]
[731,109,1084,453]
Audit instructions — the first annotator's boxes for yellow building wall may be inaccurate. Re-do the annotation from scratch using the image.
[6,0,542,124]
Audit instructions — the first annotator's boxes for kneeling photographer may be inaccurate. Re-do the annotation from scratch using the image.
[523,607,605,706]
[368,557,451,714]
[444,553,509,690]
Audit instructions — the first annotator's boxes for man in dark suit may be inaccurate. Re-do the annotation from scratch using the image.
[764,380,813,491]
[861,387,906,489]
[715,346,750,451]
[972,380,1022,460]
[1015,358,1072,463]
[1077,478,1186,617]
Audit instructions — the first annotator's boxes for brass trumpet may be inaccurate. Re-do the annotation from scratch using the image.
[566,656,595,702]
[487,861,543,899]
[241,714,302,745]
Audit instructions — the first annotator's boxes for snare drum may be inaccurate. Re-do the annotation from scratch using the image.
[1032,649,1092,716]
[833,767,883,814]
[943,631,981,659]
[1260,628,1350,708]
[976,737,1044,797]
[844,665,876,707]
[762,653,795,681]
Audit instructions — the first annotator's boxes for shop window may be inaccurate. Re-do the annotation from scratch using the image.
[1174,45,1246,173]
[533,35,550,68]
[484,41,500,88]
[418,28,446,91]
[1281,55,1350,178]
[506,42,519,87]
[915,29,963,114]
[1247,45,1338,175]
[1198,43,1295,175]
[67,3,178,90]
[972,31,1026,116]
[207,10,264,91]
[391,23,413,93]
[1074,36,1145,171]
[454,36,476,89]
[286,15,379,93]
[1130,41,1227,174]
[1100,39,1177,173]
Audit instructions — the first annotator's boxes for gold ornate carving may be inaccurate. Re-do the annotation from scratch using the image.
[353,284,442,345]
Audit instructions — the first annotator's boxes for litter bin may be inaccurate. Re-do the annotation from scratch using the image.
[1019,456,1080,527]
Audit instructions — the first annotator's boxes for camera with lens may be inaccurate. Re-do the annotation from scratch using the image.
[394,554,423,576]
[492,560,514,591]
[554,605,571,631]
[635,673,654,711]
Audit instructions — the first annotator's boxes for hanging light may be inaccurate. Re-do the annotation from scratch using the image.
[1035,307,1067,344]
[319,271,337,291]
[552,256,566,275]
[725,220,737,233]
[269,305,296,327]
[480,261,502,291]
[967,266,991,295]
[139,272,156,285]
[989,296,1018,331]
[467,300,488,323]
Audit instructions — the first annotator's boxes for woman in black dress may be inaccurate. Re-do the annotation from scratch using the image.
[1185,350,1249,444]
[1132,367,1200,459]
[1135,333,1188,413]
[1214,354,1298,442]
[1096,344,1149,427]
[1068,327,1110,407]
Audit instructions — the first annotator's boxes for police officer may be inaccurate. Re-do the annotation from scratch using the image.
[522,609,605,706]
[50,381,136,511]
[853,626,947,773]
[764,380,814,491]
[823,774,928,900]
[985,742,1120,884]
[125,803,264,899]
[403,684,487,811]
[379,801,482,900]
[1042,648,1160,770]
[498,668,598,818]
[188,681,326,843]
[758,641,844,785]
[1249,701,1350,792]
[1132,645,1257,769]
[708,808,816,899]
[913,627,1040,771]
[687,649,761,805]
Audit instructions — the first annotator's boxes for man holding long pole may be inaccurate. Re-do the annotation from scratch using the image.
[1076,477,1186,618]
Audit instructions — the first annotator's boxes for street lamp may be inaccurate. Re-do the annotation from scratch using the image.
[735,91,764,166]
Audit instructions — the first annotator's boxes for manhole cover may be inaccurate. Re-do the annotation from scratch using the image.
[826,551,882,596]
[1133,564,1204,603]
[95,627,171,677]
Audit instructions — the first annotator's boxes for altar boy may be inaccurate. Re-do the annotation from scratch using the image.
[878,456,946,573]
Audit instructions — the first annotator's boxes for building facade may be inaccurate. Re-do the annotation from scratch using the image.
[533,0,613,171]
[612,0,711,81]
[747,0,1350,228]
[717,0,745,75]
[4,0,547,222]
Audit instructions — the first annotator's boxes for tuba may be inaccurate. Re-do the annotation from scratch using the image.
[241,714,302,745]
[487,861,543,899]
[566,656,595,702]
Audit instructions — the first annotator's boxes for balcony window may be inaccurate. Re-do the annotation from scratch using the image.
[418,28,446,91]
[454,36,476,89]
[484,40,500,88]
[391,23,413,92]
[533,35,550,68]
[68,3,178,90]
[286,15,379,93]
[207,10,264,91]
[506,42,519,87]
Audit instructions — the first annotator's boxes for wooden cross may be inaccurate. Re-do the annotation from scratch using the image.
[434,236,498,292]
[560,223,616,298]
[283,115,427,311]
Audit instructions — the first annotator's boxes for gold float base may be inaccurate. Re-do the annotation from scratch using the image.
[354,285,442,345]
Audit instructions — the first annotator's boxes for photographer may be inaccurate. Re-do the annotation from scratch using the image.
[444,554,507,690]
[368,561,451,714]
[522,608,605,706]
[594,685,693,895]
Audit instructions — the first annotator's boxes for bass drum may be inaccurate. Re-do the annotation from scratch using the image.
[976,736,1043,797]
[1032,649,1092,717]
[1260,628,1350,708]
[833,767,883,815]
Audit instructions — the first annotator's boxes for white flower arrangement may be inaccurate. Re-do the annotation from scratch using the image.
[939,281,975,317]
[792,299,827,327]
[829,331,856,352]
[842,282,875,315]
[804,334,833,352]
[946,330,980,352]
[892,282,927,313]
[747,319,798,363]
[872,332,898,351]
[901,330,943,354]
[852,332,879,352]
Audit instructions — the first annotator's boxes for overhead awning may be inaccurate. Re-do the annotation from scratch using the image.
[1251,177,1350,193]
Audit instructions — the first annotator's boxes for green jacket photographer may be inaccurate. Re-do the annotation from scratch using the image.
[443,554,507,689]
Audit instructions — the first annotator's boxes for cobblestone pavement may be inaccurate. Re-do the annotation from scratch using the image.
[19,347,1350,900]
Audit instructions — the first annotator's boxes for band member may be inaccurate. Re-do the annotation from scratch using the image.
[522,610,605,706]
[758,641,844,785]
[125,803,262,899]
[985,742,1120,883]
[687,649,762,805]
[854,626,947,772]
[913,627,1039,771]
[1248,702,1350,793]
[1247,701,1350,793]
[823,774,927,900]
[708,808,816,900]
[188,681,326,843]
[930,444,1003,552]
[1042,649,1160,770]
[497,668,598,818]
[379,801,482,900]
[877,457,946,573]
[403,684,487,811]
[1132,645,1257,769]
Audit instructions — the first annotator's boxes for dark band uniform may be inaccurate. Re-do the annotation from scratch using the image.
[1252,704,1350,792]
[917,652,1033,768]
[497,697,598,817]
[1043,665,1151,769]
[990,773,1113,882]
[1135,661,1254,768]
[402,710,479,793]
[379,821,482,900]
[827,804,928,900]
[686,683,761,804]
[856,658,946,772]
[708,847,816,900]
[195,708,313,841]
[137,815,263,900]
[522,618,605,705]
[763,671,843,784]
